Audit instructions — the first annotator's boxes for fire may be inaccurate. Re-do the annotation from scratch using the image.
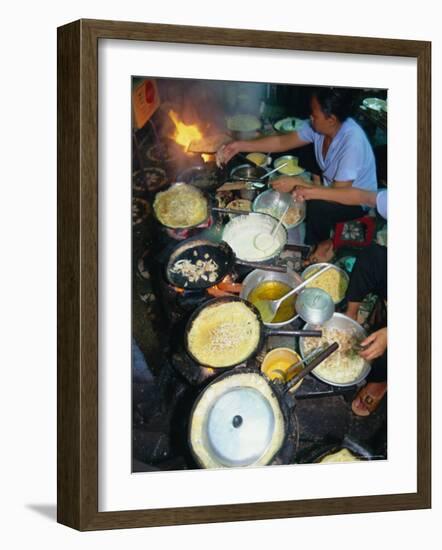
[168,110,202,152]
[201,154,212,162]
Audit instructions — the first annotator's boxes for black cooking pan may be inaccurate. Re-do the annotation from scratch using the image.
[152,183,211,231]
[177,161,269,194]
[166,239,288,290]
[153,183,253,232]
[184,295,322,369]
[177,162,229,193]
[187,343,339,469]
[296,435,382,464]
[188,366,296,469]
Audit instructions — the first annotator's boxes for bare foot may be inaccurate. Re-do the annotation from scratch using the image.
[351,382,387,417]
[304,239,335,266]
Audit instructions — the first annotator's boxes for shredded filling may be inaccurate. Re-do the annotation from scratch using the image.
[170,257,219,284]
[303,327,365,384]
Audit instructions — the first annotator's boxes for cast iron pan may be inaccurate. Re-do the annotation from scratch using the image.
[177,162,229,193]
[296,435,381,464]
[184,295,322,369]
[187,343,339,468]
[152,183,212,230]
[165,239,288,291]
[153,184,250,232]
[187,366,295,469]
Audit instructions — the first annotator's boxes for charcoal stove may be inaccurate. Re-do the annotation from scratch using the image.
[159,272,242,323]
[133,107,219,203]
[160,215,214,242]
[133,166,168,195]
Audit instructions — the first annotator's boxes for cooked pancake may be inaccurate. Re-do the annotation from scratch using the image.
[319,448,361,463]
[153,184,207,228]
[187,301,260,367]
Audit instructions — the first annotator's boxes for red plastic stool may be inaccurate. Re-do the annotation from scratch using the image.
[332,215,376,250]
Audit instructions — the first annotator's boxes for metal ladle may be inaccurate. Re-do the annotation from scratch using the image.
[254,264,334,323]
[253,204,290,252]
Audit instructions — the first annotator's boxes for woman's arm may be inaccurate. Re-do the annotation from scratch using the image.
[272,176,354,195]
[293,186,377,206]
[217,132,309,165]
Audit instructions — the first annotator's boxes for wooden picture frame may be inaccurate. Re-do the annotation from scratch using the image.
[57,18,431,531]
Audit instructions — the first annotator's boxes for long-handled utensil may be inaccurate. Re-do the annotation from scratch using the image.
[283,342,339,392]
[271,346,327,382]
[259,162,288,180]
[253,204,290,252]
[253,264,334,323]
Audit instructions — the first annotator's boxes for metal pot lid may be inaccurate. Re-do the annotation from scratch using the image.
[296,288,334,325]
[207,387,275,467]
[190,371,285,468]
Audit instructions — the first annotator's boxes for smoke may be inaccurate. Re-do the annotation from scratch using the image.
[155,78,266,135]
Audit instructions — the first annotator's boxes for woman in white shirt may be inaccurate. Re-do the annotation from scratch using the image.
[218,87,378,264]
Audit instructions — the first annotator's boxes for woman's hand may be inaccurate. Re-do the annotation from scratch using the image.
[270,176,299,193]
[292,185,319,202]
[216,141,240,166]
[359,327,387,361]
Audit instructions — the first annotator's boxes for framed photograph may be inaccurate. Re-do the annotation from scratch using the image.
[57,19,431,530]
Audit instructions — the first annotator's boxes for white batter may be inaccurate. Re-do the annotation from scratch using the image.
[223,216,285,261]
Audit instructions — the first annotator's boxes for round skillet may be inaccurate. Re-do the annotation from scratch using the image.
[152,183,212,231]
[188,343,339,469]
[184,295,322,369]
[165,239,287,291]
[176,162,229,193]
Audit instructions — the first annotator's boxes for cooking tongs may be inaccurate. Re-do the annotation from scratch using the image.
[276,342,339,392]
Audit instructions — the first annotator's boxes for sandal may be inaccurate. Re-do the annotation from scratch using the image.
[351,382,387,417]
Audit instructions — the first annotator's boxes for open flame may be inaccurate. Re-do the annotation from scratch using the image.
[168,110,202,153]
[168,110,214,163]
